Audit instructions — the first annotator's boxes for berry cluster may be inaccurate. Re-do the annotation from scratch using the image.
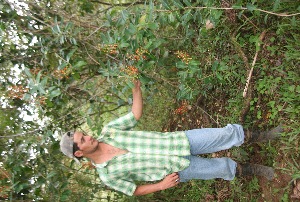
[30,68,42,75]
[174,101,190,115]
[0,170,9,199]
[52,67,69,80]
[127,48,148,61]
[175,50,192,64]
[98,44,118,55]
[36,96,47,106]
[7,85,29,99]
[0,185,9,199]
[122,66,139,78]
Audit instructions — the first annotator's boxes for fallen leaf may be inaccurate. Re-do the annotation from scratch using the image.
[206,20,214,30]
[291,180,300,199]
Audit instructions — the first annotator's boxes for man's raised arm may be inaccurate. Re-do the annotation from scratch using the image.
[132,80,143,121]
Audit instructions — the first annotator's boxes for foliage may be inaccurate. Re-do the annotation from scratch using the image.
[0,0,299,201]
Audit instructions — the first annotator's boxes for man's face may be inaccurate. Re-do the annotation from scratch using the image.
[73,132,98,157]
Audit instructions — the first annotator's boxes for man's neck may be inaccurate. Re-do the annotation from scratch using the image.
[88,142,128,164]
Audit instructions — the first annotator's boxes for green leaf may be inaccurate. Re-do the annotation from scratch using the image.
[66,48,77,62]
[24,68,32,77]
[49,88,61,98]
[58,62,68,70]
[121,10,129,22]
[30,86,39,94]
[23,93,31,101]
[288,85,295,92]
[246,3,256,11]
[72,72,81,80]
[15,182,30,193]
[46,99,54,107]
[38,85,46,95]
[40,77,48,87]
[87,117,92,127]
[73,61,87,69]
[273,0,280,11]
[148,22,159,30]
[60,182,69,190]
[139,14,147,24]
[70,38,77,45]
[36,71,42,83]
[127,23,137,34]
[65,22,73,31]
[183,0,192,6]
[189,60,200,66]
[47,171,57,179]
[212,10,223,20]
[120,42,130,48]
[117,99,125,106]
[60,36,65,44]
[161,0,171,10]
[173,0,184,9]
[168,13,175,23]
[144,40,153,49]
[60,190,72,201]
[232,5,243,9]
[52,24,61,34]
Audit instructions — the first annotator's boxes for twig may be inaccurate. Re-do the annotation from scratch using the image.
[0,129,40,138]
[83,43,102,65]
[90,0,144,7]
[243,31,266,98]
[242,14,259,30]
[194,105,219,126]
[156,6,300,17]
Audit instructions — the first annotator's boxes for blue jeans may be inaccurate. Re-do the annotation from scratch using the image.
[178,124,244,182]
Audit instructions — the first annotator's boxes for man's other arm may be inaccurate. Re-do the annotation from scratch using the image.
[133,173,180,196]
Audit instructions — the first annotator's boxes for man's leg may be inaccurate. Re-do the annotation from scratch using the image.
[178,155,236,181]
[178,156,275,182]
[185,124,244,155]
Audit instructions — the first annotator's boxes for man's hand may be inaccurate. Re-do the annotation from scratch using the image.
[158,173,180,190]
[133,79,141,90]
[133,173,180,196]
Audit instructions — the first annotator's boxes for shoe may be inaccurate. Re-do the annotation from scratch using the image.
[236,163,274,180]
[245,125,283,143]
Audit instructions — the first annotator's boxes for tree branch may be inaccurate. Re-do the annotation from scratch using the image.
[243,31,266,98]
[0,129,40,138]
[90,0,145,7]
[156,6,300,17]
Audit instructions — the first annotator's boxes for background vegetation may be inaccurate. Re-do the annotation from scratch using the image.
[0,0,299,201]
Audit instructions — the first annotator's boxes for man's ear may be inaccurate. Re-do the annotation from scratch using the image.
[74,150,83,157]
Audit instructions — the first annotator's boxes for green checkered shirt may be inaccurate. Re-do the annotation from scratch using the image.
[95,112,191,196]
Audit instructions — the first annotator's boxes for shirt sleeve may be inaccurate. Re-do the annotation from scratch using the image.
[104,112,138,131]
[101,175,137,196]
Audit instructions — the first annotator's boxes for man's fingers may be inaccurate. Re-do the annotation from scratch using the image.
[165,173,180,186]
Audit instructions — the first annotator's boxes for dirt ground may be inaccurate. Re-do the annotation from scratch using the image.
[164,94,300,202]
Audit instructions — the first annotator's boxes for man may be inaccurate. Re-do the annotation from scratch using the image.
[60,80,281,196]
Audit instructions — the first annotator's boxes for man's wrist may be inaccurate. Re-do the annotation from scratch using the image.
[157,181,164,191]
